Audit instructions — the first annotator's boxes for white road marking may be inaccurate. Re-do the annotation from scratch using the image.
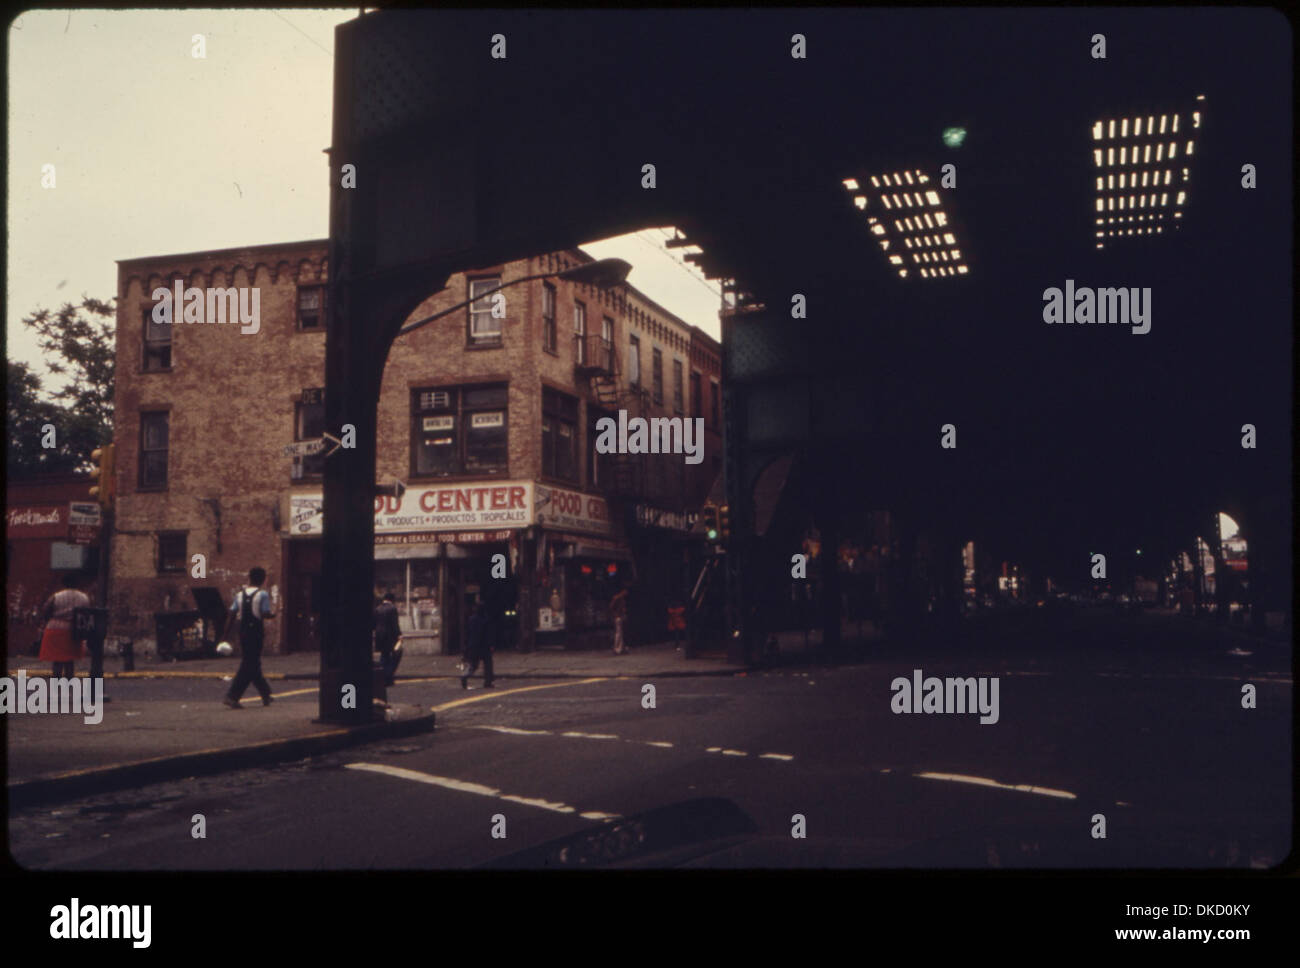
[914,771,1077,800]
[499,794,575,813]
[468,726,792,763]
[346,762,618,819]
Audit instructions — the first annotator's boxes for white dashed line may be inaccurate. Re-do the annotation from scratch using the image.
[346,762,619,819]
[914,771,1077,800]
[469,726,791,763]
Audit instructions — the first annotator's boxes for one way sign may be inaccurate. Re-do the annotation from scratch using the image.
[282,433,342,459]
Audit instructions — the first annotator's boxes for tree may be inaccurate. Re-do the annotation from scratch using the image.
[6,360,71,477]
[10,296,116,479]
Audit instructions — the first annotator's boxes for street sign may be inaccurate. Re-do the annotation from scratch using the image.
[282,433,343,459]
[282,439,327,458]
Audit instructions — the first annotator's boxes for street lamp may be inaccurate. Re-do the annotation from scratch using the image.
[397,257,632,337]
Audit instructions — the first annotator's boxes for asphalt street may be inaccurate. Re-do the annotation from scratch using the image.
[8,609,1290,870]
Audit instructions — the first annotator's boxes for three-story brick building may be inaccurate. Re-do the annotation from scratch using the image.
[110,239,722,655]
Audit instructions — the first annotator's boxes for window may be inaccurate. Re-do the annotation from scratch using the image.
[589,406,613,487]
[691,372,703,419]
[652,348,664,404]
[673,359,685,414]
[542,387,578,481]
[143,305,171,371]
[628,334,641,387]
[412,385,508,477]
[601,317,614,371]
[157,533,186,574]
[297,285,326,330]
[710,380,720,426]
[139,412,169,487]
[468,277,503,344]
[293,388,326,480]
[542,283,557,353]
[573,301,587,364]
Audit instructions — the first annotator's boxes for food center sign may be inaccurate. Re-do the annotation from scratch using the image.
[534,485,611,536]
[290,482,533,536]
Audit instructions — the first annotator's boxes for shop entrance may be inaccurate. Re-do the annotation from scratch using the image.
[285,538,323,652]
[445,546,518,655]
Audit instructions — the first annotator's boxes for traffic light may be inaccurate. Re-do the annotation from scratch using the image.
[718,504,731,541]
[89,444,116,510]
[701,503,719,541]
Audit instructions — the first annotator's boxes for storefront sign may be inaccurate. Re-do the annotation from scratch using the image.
[290,482,533,536]
[375,530,514,545]
[68,502,102,545]
[634,504,697,532]
[535,485,611,535]
[6,505,66,539]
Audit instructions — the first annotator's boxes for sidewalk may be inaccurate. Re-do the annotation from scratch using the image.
[4,640,757,809]
[7,638,752,682]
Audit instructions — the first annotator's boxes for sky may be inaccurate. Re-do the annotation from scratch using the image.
[6,9,722,396]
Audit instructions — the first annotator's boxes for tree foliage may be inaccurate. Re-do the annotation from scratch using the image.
[7,297,115,479]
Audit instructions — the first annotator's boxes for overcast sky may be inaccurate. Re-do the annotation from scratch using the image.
[6,9,722,394]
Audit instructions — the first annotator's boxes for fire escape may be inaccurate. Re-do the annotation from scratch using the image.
[575,330,648,500]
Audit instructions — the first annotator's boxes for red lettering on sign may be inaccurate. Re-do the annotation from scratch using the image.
[456,488,472,511]
[587,498,607,521]
[509,486,525,508]
[475,488,489,509]
[491,487,506,509]
[420,490,437,512]
[438,490,453,511]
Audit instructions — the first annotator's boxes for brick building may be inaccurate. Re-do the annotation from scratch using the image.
[109,239,722,655]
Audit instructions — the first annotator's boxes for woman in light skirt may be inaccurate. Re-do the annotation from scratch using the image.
[39,573,91,679]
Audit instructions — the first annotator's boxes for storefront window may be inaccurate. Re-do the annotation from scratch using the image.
[536,556,567,631]
[374,559,441,634]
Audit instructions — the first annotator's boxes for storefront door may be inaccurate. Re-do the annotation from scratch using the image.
[285,539,322,652]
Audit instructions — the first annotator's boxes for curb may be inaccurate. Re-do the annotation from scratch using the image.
[7,708,437,811]
[11,666,752,682]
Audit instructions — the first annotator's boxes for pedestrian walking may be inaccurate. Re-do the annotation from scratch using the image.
[39,573,90,680]
[222,567,274,708]
[460,600,495,689]
[374,592,403,687]
[610,583,630,654]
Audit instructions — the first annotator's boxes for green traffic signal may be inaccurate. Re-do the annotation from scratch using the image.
[942,126,967,148]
